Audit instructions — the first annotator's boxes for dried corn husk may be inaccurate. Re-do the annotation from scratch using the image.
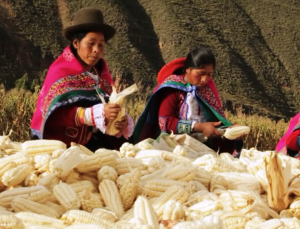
[106,84,138,135]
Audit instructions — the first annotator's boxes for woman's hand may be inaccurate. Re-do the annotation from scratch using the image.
[193,121,222,138]
[103,104,121,123]
[115,115,128,132]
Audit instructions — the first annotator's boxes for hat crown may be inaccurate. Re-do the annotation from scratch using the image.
[72,7,104,25]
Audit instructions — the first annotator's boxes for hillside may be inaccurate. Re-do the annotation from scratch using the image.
[0,0,300,120]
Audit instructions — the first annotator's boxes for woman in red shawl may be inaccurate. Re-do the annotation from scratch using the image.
[275,113,300,158]
[132,46,244,155]
[31,7,133,151]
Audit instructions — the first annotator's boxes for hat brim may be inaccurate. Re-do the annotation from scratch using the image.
[63,23,116,41]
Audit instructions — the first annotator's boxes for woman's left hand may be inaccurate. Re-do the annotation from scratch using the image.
[114,115,128,132]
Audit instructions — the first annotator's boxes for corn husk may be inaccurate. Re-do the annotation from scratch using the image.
[106,84,138,136]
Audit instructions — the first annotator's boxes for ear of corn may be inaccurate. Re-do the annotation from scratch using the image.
[21,139,66,156]
[11,197,60,218]
[78,189,103,212]
[53,181,80,210]
[69,180,96,194]
[0,214,24,229]
[97,165,118,182]
[2,164,32,186]
[14,212,65,228]
[99,179,124,218]
[106,84,138,136]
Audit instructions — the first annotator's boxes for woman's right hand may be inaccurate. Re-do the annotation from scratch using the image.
[103,103,121,123]
[193,121,222,138]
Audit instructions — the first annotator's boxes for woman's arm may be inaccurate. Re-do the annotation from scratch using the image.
[158,88,194,134]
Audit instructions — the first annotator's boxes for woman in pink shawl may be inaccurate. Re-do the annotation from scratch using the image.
[132,46,245,156]
[275,113,300,158]
[31,7,133,151]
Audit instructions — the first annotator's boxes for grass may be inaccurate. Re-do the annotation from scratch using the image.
[0,86,289,151]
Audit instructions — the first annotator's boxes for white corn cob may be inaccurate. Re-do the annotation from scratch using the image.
[257,218,284,229]
[119,168,141,210]
[76,150,116,173]
[63,170,80,184]
[14,212,65,228]
[64,224,107,229]
[91,208,118,222]
[70,142,94,155]
[99,179,124,218]
[79,174,99,187]
[224,125,250,140]
[44,201,66,217]
[53,181,80,210]
[120,142,136,157]
[25,226,59,229]
[133,195,159,229]
[152,185,189,216]
[164,163,195,181]
[51,148,65,159]
[37,173,61,190]
[189,200,223,216]
[0,185,51,208]
[0,214,24,229]
[61,209,116,227]
[11,197,60,218]
[161,151,191,163]
[162,199,185,220]
[116,157,145,175]
[78,189,103,212]
[223,216,246,229]
[97,165,118,182]
[34,154,51,173]
[53,146,85,177]
[0,152,31,168]
[2,164,32,186]
[24,172,39,186]
[69,180,96,193]
[22,139,66,156]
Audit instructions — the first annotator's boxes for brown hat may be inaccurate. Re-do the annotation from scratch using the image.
[63,7,116,41]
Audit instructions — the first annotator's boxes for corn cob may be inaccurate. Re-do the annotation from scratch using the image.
[76,150,116,173]
[51,148,65,159]
[0,161,17,179]
[64,224,107,229]
[24,172,39,186]
[37,173,61,190]
[99,179,124,217]
[14,212,65,228]
[0,152,31,168]
[25,226,59,229]
[79,174,99,187]
[205,158,243,173]
[189,199,223,216]
[44,201,66,217]
[223,216,246,229]
[162,199,185,220]
[11,197,60,218]
[116,157,145,175]
[133,195,159,228]
[53,181,80,210]
[0,185,51,208]
[2,163,32,186]
[70,142,94,155]
[119,168,141,210]
[34,154,51,173]
[78,189,103,212]
[21,139,67,156]
[69,180,96,193]
[0,214,24,229]
[257,218,284,228]
[161,151,191,163]
[280,217,300,228]
[117,173,131,189]
[146,156,166,173]
[120,142,136,157]
[61,209,116,227]
[64,170,80,184]
[152,185,189,216]
[53,146,85,177]
[224,125,250,140]
[97,165,118,182]
[91,208,118,222]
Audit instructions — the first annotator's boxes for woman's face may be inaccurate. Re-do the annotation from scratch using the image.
[73,32,105,70]
[185,64,214,89]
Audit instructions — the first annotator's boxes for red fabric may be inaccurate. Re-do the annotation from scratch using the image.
[286,129,300,151]
[158,88,186,133]
[43,106,91,146]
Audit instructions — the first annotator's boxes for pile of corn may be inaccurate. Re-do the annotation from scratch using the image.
[1,132,300,229]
